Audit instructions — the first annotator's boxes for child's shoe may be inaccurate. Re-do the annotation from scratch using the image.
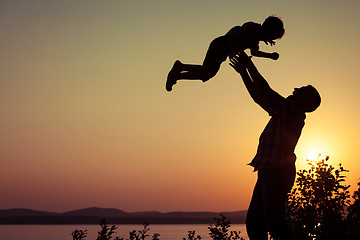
[166,60,181,92]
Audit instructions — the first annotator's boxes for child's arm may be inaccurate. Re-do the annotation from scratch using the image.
[250,48,279,60]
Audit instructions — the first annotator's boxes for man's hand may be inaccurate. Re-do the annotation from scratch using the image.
[229,56,244,74]
[229,52,251,73]
[270,52,279,60]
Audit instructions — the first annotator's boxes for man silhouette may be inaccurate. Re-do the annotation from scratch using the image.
[230,52,321,240]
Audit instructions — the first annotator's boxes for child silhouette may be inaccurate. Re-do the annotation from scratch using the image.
[166,16,285,91]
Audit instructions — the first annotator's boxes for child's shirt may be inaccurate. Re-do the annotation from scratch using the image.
[225,22,262,56]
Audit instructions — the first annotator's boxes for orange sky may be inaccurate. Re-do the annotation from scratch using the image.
[1,0,360,213]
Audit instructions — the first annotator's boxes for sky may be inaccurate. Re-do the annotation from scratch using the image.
[1,0,360,213]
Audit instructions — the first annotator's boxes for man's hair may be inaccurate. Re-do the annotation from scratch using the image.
[303,85,321,112]
[262,16,285,39]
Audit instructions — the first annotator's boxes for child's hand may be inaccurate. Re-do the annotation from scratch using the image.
[264,40,276,46]
[270,52,279,60]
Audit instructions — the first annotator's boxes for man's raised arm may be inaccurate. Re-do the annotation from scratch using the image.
[229,54,263,106]
[237,52,278,100]
[230,52,280,111]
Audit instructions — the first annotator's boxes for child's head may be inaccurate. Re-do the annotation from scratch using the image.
[262,16,285,40]
[291,85,321,113]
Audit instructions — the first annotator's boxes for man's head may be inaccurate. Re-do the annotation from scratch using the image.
[262,16,285,40]
[290,85,321,112]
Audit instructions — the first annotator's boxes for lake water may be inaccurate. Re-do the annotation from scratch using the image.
[0,224,248,240]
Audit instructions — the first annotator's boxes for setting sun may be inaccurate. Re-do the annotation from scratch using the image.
[306,150,321,161]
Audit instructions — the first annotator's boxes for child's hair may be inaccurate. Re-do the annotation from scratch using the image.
[262,16,285,39]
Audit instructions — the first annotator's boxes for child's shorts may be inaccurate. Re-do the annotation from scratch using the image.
[202,35,229,77]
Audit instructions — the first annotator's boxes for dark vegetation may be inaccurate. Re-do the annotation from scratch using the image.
[72,156,360,240]
[286,156,360,240]
[72,215,245,240]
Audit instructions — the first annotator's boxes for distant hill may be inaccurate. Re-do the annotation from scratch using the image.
[62,207,128,217]
[0,208,57,217]
[0,207,247,224]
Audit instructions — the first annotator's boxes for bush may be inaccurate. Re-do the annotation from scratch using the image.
[286,156,351,240]
[96,219,118,240]
[72,229,88,240]
[346,180,360,239]
[207,214,244,240]
[183,230,201,240]
[71,219,160,240]
[72,215,245,240]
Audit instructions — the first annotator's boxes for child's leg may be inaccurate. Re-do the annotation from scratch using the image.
[176,35,229,82]
[166,36,228,91]
[175,63,213,81]
[200,35,229,81]
[166,61,213,91]
[166,60,182,91]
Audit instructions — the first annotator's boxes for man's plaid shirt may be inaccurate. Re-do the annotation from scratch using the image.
[249,92,306,171]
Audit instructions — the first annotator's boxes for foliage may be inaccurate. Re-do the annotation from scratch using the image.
[72,229,88,240]
[286,156,351,240]
[71,219,160,240]
[183,230,201,240]
[182,214,245,240]
[127,221,153,240]
[207,214,245,240]
[97,219,118,240]
[151,233,160,240]
[72,215,246,240]
[346,180,360,239]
